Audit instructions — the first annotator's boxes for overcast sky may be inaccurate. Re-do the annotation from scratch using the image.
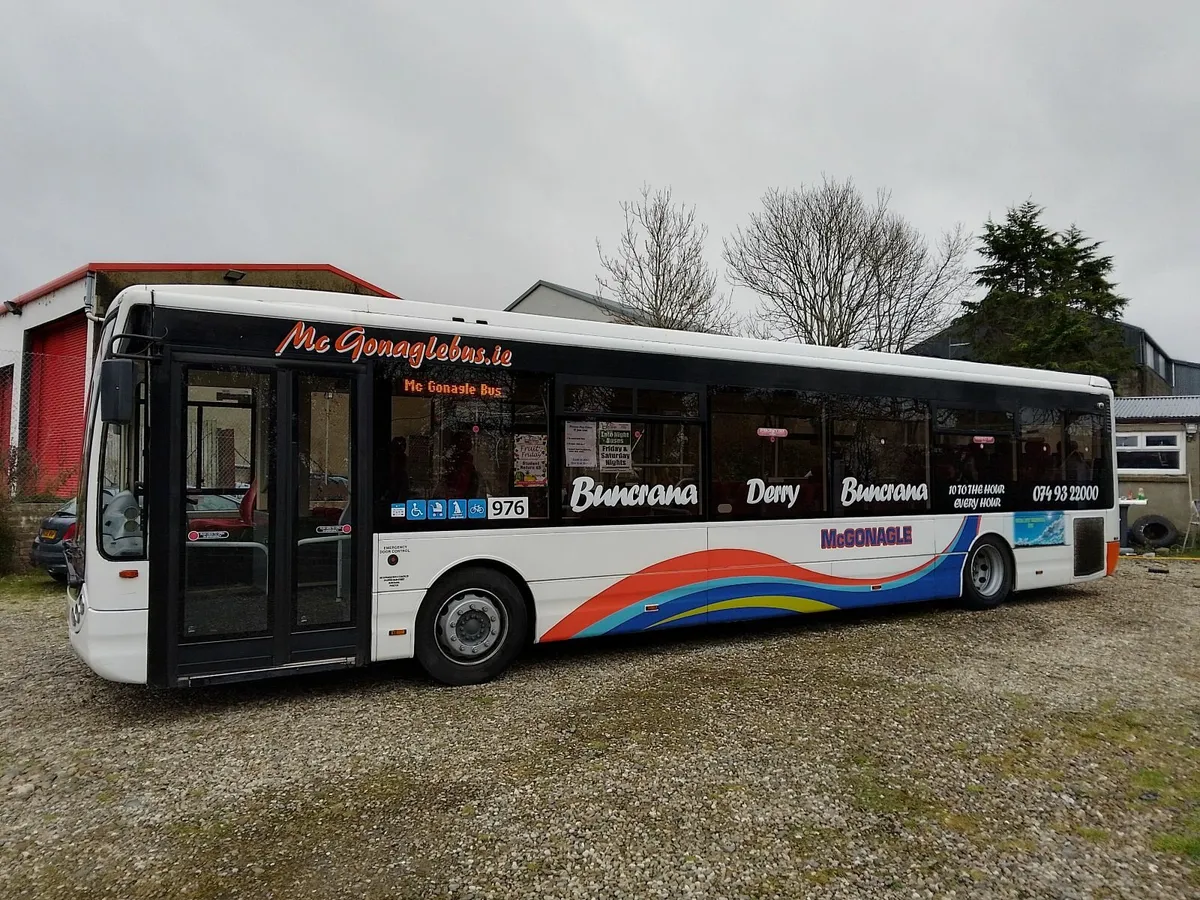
[2,1,1197,356]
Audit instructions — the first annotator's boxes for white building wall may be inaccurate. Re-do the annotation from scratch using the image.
[510,285,619,323]
[0,277,89,449]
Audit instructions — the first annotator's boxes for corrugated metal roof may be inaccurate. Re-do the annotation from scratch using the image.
[1114,395,1200,420]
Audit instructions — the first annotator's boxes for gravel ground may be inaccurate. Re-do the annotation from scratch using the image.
[1,561,1197,900]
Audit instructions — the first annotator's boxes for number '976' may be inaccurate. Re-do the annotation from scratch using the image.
[488,497,529,520]
[1032,484,1099,503]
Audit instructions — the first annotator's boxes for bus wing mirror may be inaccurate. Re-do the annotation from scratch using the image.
[99,359,137,423]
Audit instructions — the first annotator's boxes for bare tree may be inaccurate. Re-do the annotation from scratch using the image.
[722,177,972,352]
[596,184,736,334]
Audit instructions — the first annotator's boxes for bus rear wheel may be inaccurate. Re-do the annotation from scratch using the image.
[961,536,1014,611]
[415,567,528,686]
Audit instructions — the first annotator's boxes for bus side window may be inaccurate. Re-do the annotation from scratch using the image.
[709,386,825,520]
[1066,412,1106,485]
[828,395,930,517]
[1020,408,1064,482]
[378,364,551,528]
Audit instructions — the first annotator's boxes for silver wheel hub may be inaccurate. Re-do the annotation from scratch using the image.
[437,591,505,664]
[970,545,1005,598]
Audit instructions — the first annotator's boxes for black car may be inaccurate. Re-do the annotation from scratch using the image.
[29,490,115,582]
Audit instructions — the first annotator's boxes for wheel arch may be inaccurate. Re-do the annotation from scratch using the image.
[423,557,537,643]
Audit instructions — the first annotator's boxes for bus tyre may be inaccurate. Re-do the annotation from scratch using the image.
[415,567,528,686]
[961,536,1014,611]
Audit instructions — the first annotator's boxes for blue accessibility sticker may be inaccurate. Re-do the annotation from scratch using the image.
[406,499,427,520]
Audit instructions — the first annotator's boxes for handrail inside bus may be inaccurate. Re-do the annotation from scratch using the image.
[185,541,270,592]
[182,535,351,600]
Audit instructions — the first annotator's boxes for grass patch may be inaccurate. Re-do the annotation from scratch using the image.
[996,836,1037,854]
[844,761,932,823]
[1151,803,1200,865]
[940,812,982,834]
[0,573,61,611]
[12,768,462,899]
[1132,768,1170,792]
[1048,705,1199,871]
[802,867,843,885]
[1152,831,1200,861]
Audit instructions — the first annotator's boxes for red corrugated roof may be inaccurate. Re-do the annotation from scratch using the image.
[3,262,399,316]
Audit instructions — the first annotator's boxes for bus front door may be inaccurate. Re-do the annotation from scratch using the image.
[162,360,365,685]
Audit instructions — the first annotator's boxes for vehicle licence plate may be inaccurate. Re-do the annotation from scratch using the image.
[41,529,57,540]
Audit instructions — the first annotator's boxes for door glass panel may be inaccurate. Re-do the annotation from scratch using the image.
[182,368,273,641]
[295,374,354,628]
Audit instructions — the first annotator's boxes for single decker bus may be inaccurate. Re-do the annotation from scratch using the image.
[66,284,1120,687]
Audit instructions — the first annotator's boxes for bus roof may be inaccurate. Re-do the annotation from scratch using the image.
[113,283,1112,394]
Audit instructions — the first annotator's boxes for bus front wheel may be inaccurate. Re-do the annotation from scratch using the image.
[415,567,529,686]
[961,536,1014,611]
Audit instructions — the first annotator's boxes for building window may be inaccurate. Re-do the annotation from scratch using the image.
[1116,432,1186,476]
[710,387,825,519]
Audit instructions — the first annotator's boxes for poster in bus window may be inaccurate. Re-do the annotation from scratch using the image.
[513,433,547,487]
[565,421,597,468]
[598,421,632,472]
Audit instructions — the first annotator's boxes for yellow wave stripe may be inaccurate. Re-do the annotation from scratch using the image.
[650,595,838,629]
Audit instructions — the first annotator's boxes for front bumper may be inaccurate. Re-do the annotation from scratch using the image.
[67,585,148,684]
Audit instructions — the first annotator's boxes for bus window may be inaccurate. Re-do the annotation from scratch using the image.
[931,404,1016,513]
[709,387,825,519]
[295,374,353,629]
[829,396,930,516]
[559,382,704,522]
[1066,412,1106,485]
[561,419,703,521]
[563,384,634,415]
[97,363,147,559]
[1019,407,1063,482]
[379,364,550,528]
[181,368,272,641]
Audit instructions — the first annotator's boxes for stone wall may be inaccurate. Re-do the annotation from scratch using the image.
[5,500,62,574]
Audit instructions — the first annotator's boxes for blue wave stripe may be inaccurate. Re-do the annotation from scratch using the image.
[595,556,968,635]
[579,516,981,637]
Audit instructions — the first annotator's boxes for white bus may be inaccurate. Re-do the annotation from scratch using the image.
[66,284,1119,687]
